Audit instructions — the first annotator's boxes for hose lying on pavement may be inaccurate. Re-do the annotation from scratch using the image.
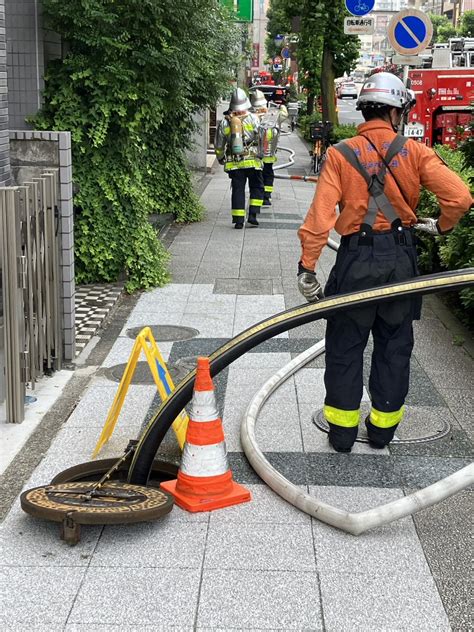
[127,269,474,490]
[273,146,319,183]
[240,339,474,535]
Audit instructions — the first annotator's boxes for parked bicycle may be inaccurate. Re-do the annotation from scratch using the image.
[309,121,333,174]
[287,101,300,132]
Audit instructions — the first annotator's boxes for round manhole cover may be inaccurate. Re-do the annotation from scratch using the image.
[103,362,190,385]
[312,409,451,445]
[126,325,199,342]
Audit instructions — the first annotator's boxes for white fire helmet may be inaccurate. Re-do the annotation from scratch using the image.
[356,72,414,111]
[250,89,267,109]
[229,88,251,112]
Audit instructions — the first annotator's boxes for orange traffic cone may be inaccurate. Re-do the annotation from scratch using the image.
[161,357,251,512]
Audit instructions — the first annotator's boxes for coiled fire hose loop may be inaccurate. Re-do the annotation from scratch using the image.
[128,269,474,487]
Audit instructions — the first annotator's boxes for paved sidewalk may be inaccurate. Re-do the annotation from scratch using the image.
[1,130,472,631]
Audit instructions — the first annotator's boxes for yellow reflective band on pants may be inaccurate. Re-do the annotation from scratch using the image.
[250,198,263,207]
[264,185,274,193]
[225,159,262,171]
[323,405,360,427]
[263,156,277,164]
[369,406,404,428]
[232,209,246,217]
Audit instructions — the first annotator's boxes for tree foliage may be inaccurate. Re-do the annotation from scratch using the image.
[34,0,239,291]
[459,10,474,37]
[266,0,359,123]
[417,146,474,327]
[428,11,474,42]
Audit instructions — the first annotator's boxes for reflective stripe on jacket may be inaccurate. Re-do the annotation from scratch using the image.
[214,111,260,166]
[298,120,473,270]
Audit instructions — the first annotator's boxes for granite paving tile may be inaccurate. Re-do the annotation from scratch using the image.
[64,384,156,428]
[411,490,473,632]
[68,567,201,627]
[255,396,304,452]
[204,522,316,572]
[179,312,234,338]
[90,521,207,569]
[196,569,323,629]
[319,569,450,631]
[235,294,286,314]
[309,486,430,574]
[0,503,101,567]
[209,484,310,525]
[0,567,87,627]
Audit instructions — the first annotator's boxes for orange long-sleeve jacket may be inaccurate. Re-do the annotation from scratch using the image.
[298,120,473,270]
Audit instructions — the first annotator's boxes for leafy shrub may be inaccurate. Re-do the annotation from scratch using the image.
[35,0,239,292]
[299,112,322,141]
[416,145,474,327]
[330,124,358,143]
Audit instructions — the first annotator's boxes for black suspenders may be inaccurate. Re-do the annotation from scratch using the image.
[333,135,409,243]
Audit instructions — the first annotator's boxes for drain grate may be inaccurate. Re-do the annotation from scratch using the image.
[312,410,451,445]
[126,325,199,342]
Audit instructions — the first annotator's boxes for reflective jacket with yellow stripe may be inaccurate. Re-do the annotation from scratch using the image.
[214,112,262,171]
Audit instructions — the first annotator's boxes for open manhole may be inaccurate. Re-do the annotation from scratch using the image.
[103,361,190,385]
[126,325,199,342]
[312,409,451,445]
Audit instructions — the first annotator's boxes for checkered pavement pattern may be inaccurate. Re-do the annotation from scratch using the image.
[74,284,123,355]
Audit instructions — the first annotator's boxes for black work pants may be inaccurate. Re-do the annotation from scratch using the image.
[323,229,421,435]
[229,168,264,224]
[263,162,275,200]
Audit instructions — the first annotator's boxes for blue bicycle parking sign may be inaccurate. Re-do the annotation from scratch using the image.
[345,0,374,17]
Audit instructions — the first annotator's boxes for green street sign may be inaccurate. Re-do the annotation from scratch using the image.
[220,0,253,22]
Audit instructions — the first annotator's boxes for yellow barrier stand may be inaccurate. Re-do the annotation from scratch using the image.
[92,327,188,457]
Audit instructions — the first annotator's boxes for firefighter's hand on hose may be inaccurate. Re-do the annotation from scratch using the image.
[297,263,324,303]
[414,217,442,235]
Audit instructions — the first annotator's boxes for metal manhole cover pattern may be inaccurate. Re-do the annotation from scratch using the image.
[312,410,451,444]
[21,481,173,524]
[104,362,189,385]
[126,325,199,342]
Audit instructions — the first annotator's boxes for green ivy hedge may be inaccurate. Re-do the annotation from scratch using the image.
[416,145,474,327]
[34,0,239,292]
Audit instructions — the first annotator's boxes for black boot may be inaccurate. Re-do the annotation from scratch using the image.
[247,213,259,226]
[262,197,271,206]
[365,416,398,449]
[234,222,244,229]
[327,422,358,453]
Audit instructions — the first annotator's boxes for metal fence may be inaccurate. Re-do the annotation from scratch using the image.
[0,171,63,423]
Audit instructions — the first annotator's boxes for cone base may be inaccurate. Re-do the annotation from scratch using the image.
[161,479,251,513]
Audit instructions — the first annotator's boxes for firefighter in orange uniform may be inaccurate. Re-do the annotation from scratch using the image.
[297,72,472,453]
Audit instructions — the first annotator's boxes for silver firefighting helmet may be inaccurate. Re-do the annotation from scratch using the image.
[356,72,413,111]
[250,89,267,109]
[229,87,251,112]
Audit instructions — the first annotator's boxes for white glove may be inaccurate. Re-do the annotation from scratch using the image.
[298,271,324,303]
[414,217,441,235]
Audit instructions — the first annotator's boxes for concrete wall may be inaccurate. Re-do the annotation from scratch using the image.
[186,110,210,171]
[5,0,43,129]
[5,0,61,130]
[10,130,75,360]
[0,0,10,184]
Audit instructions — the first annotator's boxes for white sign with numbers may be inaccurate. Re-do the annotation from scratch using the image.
[403,122,425,138]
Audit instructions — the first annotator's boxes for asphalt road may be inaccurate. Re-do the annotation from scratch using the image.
[337,95,364,126]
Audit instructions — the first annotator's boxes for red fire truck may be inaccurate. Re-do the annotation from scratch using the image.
[405,40,473,148]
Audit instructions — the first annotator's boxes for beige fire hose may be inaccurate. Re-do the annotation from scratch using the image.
[240,340,474,535]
